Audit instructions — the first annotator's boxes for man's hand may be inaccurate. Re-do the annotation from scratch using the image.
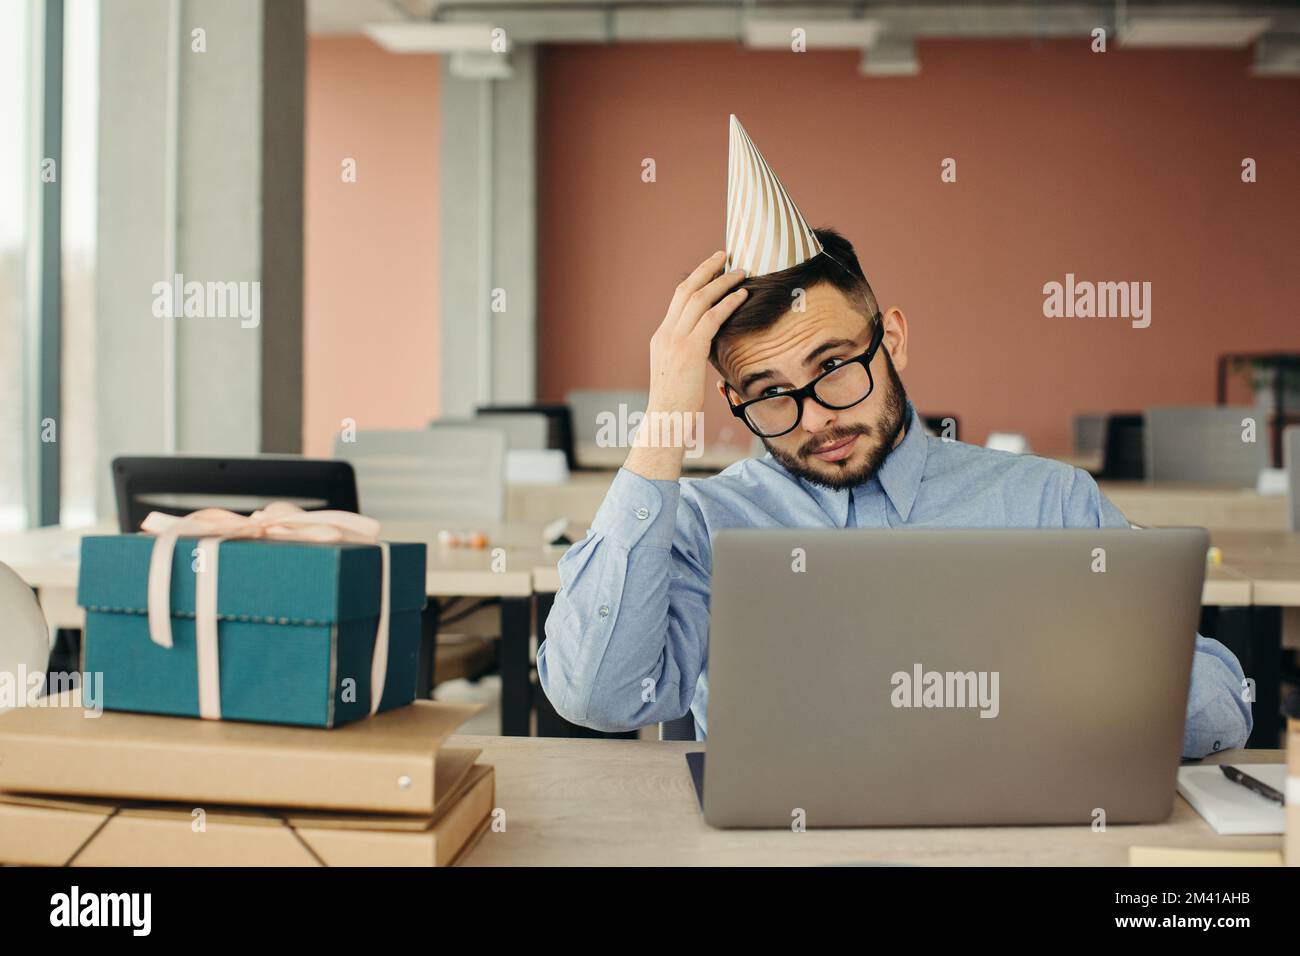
[625,250,748,481]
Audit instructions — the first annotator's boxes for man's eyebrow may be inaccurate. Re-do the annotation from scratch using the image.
[802,338,861,366]
[735,337,863,394]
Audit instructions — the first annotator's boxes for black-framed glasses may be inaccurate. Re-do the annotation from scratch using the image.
[725,317,884,439]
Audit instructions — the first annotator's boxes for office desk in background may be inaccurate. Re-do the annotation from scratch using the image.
[508,468,1290,535]
[574,443,752,473]
[1100,483,1287,532]
[451,735,1286,866]
[2,522,1293,741]
[0,520,567,737]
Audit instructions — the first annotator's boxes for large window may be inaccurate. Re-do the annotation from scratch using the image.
[60,0,97,526]
[0,0,98,530]
[0,0,32,531]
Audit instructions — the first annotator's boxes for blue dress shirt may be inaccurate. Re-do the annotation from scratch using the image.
[538,401,1253,758]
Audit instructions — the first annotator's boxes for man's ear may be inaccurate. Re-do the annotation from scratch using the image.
[881,306,909,373]
[716,379,729,402]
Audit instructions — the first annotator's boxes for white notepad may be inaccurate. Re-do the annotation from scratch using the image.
[1176,764,1287,835]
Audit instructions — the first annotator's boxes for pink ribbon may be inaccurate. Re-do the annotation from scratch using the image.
[140,502,392,721]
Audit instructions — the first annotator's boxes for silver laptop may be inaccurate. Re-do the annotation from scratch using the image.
[701,528,1208,828]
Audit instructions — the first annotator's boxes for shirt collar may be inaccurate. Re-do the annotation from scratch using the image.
[870,399,927,522]
[786,400,928,526]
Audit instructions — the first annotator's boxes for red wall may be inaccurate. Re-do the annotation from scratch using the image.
[537,40,1300,451]
[303,37,441,458]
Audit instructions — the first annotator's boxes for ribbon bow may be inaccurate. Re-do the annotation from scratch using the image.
[141,502,391,721]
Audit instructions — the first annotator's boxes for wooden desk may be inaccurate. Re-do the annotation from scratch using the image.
[506,471,612,527]
[0,520,567,738]
[1211,531,1300,607]
[535,559,1253,607]
[1101,483,1287,532]
[507,475,1288,554]
[575,443,751,473]
[450,735,1284,866]
[0,521,559,618]
[1207,531,1300,749]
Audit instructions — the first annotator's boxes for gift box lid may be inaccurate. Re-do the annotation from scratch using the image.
[77,534,426,624]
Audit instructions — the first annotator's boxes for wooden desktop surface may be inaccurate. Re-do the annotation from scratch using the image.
[450,735,1286,866]
[0,519,568,628]
[508,471,1288,534]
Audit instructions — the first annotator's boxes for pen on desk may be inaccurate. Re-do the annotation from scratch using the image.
[1219,765,1284,805]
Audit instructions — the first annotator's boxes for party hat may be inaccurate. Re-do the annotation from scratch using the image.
[725,114,823,277]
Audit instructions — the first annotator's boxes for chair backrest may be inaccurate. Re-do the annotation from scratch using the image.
[477,404,577,470]
[1072,413,1107,456]
[333,428,506,523]
[434,414,548,452]
[921,413,960,442]
[659,712,697,742]
[111,456,359,533]
[1285,425,1300,531]
[1098,413,1145,481]
[565,389,649,446]
[1144,406,1270,487]
[0,561,51,713]
[474,413,547,452]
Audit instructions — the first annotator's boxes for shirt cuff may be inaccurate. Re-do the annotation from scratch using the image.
[589,467,681,551]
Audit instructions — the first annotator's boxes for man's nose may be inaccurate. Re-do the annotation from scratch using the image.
[800,396,837,435]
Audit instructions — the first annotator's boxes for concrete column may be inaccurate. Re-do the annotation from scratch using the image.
[438,44,537,418]
[95,0,303,513]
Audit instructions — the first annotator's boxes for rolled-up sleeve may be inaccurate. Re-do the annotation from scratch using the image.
[537,468,711,732]
[1064,466,1253,757]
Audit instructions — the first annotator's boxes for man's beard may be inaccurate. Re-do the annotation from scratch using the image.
[763,352,908,491]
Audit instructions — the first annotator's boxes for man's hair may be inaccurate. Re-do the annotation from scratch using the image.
[710,227,880,376]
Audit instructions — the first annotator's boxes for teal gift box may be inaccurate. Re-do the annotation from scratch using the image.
[77,535,427,727]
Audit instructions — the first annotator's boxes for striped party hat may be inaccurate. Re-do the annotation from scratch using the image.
[725,114,823,277]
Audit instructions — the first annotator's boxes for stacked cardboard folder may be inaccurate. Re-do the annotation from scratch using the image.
[0,692,493,866]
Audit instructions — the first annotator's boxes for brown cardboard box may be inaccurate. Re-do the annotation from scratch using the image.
[0,757,494,867]
[0,692,480,814]
[1287,719,1298,867]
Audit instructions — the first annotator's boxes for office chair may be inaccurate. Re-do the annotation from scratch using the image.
[660,712,698,742]
[0,562,51,714]
[921,414,961,442]
[112,456,359,533]
[437,414,549,452]
[1072,413,1107,458]
[335,428,506,697]
[477,404,578,471]
[333,427,506,523]
[1144,406,1269,487]
[1285,426,1299,532]
[565,389,649,448]
[1097,414,1145,481]
[443,414,568,484]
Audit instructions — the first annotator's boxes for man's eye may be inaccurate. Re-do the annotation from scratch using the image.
[760,385,791,399]
[821,357,847,372]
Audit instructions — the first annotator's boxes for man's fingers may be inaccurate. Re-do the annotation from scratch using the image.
[676,267,747,336]
[693,287,749,342]
[666,250,727,322]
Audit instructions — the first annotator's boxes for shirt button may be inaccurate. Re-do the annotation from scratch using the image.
[598,605,610,618]
[1213,740,1221,752]
[634,507,650,520]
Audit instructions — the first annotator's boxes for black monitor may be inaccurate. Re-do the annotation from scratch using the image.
[111,456,359,533]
